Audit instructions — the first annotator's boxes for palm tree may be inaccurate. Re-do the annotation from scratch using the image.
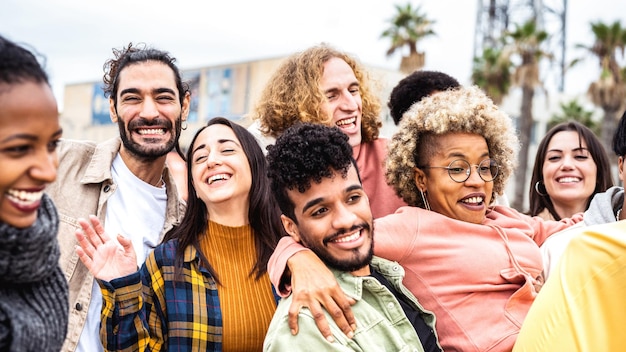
[506,19,551,211]
[548,99,599,134]
[575,20,626,154]
[472,46,513,105]
[381,3,436,74]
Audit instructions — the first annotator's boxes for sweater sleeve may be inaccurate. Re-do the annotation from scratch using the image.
[527,212,584,246]
[100,252,165,352]
[268,236,309,297]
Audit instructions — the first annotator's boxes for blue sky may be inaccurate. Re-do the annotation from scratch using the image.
[2,0,625,109]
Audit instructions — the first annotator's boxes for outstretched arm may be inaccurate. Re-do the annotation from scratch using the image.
[269,236,356,341]
[74,215,138,281]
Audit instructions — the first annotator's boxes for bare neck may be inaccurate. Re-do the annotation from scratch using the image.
[119,148,168,187]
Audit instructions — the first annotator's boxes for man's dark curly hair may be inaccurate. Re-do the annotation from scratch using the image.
[267,123,360,222]
[388,70,460,125]
[102,42,190,108]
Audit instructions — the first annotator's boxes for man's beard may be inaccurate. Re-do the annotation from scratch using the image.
[118,115,181,161]
[301,222,374,273]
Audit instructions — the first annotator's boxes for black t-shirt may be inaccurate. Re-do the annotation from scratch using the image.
[371,267,441,352]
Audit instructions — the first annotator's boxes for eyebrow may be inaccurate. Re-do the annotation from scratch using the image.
[301,183,364,214]
[1,128,64,143]
[322,81,359,95]
[191,138,240,155]
[446,151,490,159]
[119,87,176,96]
[548,147,589,153]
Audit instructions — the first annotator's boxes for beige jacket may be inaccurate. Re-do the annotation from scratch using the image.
[48,137,185,352]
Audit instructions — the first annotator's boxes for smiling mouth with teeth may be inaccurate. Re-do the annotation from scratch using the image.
[336,117,356,127]
[6,189,44,206]
[208,174,231,184]
[557,177,581,183]
[461,196,484,205]
[331,231,361,243]
[137,128,166,135]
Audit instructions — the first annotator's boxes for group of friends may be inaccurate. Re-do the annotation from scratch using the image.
[1,32,625,352]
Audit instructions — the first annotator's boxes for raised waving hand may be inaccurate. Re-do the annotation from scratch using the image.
[74,215,138,281]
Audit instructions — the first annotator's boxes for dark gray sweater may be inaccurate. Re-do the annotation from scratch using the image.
[0,194,68,351]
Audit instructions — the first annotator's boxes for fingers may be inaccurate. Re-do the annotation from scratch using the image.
[308,300,336,342]
[318,293,356,339]
[88,214,112,242]
[117,234,134,255]
[288,296,337,342]
[75,245,94,272]
[77,217,103,248]
[75,226,96,259]
[287,299,302,336]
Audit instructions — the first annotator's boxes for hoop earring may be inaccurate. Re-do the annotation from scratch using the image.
[419,189,431,211]
[534,181,548,196]
[182,121,188,130]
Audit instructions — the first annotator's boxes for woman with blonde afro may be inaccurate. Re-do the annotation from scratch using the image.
[248,43,406,219]
[267,86,584,352]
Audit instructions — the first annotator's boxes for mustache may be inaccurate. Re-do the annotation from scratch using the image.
[128,117,173,130]
[323,222,370,245]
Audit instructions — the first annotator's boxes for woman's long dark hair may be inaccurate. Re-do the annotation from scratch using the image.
[163,117,285,281]
[528,121,613,220]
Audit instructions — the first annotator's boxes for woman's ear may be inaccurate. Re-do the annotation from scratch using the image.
[281,214,302,243]
[414,167,428,192]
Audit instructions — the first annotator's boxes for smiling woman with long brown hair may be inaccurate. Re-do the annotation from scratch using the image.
[74,117,286,351]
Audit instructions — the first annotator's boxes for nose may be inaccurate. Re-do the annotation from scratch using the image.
[205,150,221,168]
[331,202,358,230]
[464,165,484,186]
[559,155,575,169]
[31,149,58,183]
[339,91,358,111]
[139,97,159,119]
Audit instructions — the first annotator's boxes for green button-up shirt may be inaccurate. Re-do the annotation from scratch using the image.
[263,256,441,351]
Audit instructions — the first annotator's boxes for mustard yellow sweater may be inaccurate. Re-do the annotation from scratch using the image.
[200,221,275,352]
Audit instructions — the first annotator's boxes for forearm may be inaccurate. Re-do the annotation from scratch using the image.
[268,236,309,296]
[99,272,159,352]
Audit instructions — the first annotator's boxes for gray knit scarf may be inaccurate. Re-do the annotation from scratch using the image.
[0,194,69,351]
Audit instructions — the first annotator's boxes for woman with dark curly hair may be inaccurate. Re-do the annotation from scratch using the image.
[268,86,584,352]
[248,43,406,219]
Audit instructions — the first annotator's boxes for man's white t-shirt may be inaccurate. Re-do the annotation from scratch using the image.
[77,154,167,352]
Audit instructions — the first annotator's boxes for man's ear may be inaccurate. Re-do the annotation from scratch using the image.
[109,98,118,123]
[281,214,302,243]
[181,91,191,122]
[414,166,428,192]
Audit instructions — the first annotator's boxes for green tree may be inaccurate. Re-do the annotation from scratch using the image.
[472,46,513,105]
[381,3,436,74]
[574,20,626,154]
[507,19,552,211]
[548,99,599,134]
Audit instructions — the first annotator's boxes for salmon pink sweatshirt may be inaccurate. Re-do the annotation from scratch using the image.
[269,205,583,352]
[352,138,406,219]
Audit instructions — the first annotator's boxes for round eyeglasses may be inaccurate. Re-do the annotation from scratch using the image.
[421,159,499,183]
